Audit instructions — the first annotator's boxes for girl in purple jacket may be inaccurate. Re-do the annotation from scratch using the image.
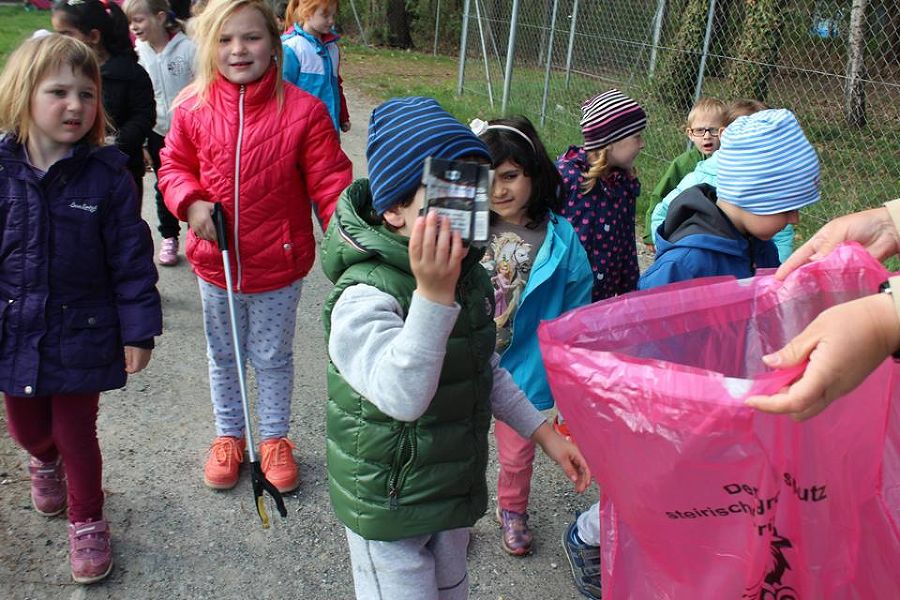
[0,35,161,585]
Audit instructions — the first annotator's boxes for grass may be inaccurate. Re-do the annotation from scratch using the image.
[0,6,50,64]
[341,42,900,245]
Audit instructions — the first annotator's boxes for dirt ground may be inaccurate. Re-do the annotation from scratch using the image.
[0,84,603,600]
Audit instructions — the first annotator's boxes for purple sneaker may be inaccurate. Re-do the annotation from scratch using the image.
[158,237,179,266]
[28,456,66,516]
[497,507,533,556]
[68,518,113,584]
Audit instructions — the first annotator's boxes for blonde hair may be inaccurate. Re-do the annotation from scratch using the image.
[685,97,727,128]
[284,0,336,25]
[581,148,608,193]
[0,34,106,147]
[177,0,283,109]
[123,0,186,35]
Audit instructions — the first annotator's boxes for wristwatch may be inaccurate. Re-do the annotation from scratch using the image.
[878,279,900,359]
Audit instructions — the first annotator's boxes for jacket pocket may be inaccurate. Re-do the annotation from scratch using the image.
[60,305,121,368]
[386,423,417,510]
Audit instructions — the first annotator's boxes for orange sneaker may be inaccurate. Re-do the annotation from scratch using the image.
[259,437,299,493]
[203,436,245,490]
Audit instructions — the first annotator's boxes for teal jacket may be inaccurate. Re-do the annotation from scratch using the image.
[498,214,593,411]
[321,179,495,541]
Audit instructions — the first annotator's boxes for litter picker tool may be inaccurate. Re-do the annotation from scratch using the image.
[212,203,287,527]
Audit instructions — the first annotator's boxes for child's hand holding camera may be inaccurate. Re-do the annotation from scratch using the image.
[410,209,465,306]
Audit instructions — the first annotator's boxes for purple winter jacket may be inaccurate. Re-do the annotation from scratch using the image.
[0,137,162,397]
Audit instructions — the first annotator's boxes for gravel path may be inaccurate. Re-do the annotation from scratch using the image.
[0,84,596,600]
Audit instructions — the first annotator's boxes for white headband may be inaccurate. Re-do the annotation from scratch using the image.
[469,118,536,152]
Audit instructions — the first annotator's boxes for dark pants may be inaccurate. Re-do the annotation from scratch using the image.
[4,392,103,523]
[147,131,181,240]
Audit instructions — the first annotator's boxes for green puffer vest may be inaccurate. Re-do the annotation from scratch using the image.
[321,179,496,541]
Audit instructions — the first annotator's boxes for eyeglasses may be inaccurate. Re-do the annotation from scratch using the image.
[688,127,720,138]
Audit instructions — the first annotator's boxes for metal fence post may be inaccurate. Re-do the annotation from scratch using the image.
[648,0,666,78]
[474,0,495,107]
[501,0,521,115]
[347,0,368,47]
[457,0,472,95]
[433,0,441,56]
[540,0,560,126]
[691,0,717,105]
[564,0,580,89]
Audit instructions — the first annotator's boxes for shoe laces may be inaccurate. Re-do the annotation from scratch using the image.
[261,438,295,470]
[209,437,243,465]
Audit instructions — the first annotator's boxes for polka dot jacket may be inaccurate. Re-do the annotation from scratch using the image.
[556,145,640,302]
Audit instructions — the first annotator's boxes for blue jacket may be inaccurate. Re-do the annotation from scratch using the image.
[281,26,346,132]
[0,137,162,397]
[639,184,780,290]
[499,213,593,410]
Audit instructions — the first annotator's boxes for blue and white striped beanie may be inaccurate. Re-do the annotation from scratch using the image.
[717,109,820,215]
[367,97,491,215]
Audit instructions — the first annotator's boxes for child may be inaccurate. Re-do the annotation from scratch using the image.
[471,116,593,555]
[275,0,288,31]
[647,99,796,262]
[281,0,350,135]
[638,108,819,289]
[0,34,162,584]
[52,0,157,200]
[641,97,726,247]
[557,89,646,302]
[125,0,196,266]
[321,96,591,599]
[158,0,352,493]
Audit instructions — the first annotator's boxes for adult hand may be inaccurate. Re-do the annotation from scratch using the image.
[124,346,152,374]
[776,206,900,280]
[187,200,216,242]
[532,422,591,493]
[410,210,464,306]
[746,293,900,420]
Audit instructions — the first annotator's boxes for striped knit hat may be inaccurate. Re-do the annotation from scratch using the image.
[367,97,491,215]
[580,89,647,151]
[717,109,820,215]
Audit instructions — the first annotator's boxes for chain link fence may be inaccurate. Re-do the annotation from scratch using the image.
[456,0,900,235]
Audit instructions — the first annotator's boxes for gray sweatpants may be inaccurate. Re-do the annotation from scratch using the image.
[345,527,470,600]
[198,278,302,440]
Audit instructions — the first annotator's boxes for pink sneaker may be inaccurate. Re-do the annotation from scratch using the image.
[158,237,179,266]
[68,518,113,584]
[29,456,67,516]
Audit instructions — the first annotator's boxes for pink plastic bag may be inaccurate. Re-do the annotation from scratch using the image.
[539,244,900,599]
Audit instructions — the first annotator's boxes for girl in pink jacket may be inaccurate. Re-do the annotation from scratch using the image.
[158,0,351,494]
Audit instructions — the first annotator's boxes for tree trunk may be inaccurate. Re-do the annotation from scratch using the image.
[651,0,711,111]
[844,0,868,128]
[728,0,785,102]
[386,0,414,48]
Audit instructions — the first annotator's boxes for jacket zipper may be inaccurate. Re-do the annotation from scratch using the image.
[233,85,245,291]
[387,423,416,509]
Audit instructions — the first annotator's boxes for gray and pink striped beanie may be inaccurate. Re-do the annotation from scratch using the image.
[580,89,647,151]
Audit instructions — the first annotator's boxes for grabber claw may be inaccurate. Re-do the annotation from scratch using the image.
[250,461,287,528]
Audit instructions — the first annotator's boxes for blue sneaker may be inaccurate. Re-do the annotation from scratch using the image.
[562,519,602,599]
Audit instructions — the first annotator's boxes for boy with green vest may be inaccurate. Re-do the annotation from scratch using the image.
[321,97,591,600]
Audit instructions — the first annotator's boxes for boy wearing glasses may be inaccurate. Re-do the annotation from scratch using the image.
[642,97,726,247]
[638,109,819,289]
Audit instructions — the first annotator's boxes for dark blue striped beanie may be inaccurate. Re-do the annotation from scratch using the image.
[367,97,491,215]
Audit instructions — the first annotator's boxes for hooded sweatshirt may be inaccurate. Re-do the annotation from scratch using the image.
[638,184,780,290]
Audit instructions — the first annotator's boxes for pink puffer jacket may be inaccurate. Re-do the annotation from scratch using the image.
[160,65,352,293]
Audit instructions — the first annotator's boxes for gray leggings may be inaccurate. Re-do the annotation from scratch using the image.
[345,527,470,600]
[198,278,302,440]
